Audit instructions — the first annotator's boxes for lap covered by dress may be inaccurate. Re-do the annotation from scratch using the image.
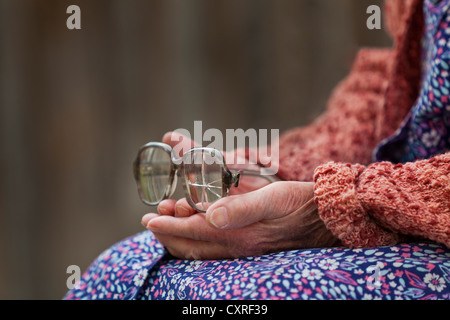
[64,231,450,300]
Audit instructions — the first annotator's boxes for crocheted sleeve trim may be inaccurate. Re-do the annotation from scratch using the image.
[313,153,450,248]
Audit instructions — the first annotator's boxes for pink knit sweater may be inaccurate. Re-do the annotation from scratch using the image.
[276,0,450,248]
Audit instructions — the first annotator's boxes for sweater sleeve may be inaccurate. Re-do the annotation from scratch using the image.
[313,152,450,248]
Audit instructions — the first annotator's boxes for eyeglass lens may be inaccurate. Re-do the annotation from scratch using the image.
[182,150,224,211]
[138,147,172,204]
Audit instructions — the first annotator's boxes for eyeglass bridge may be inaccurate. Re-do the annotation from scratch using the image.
[224,170,241,188]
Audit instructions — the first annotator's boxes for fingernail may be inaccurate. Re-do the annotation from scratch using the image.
[176,205,190,216]
[141,214,152,227]
[209,207,229,229]
[158,207,168,215]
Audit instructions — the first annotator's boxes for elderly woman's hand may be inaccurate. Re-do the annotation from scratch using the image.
[141,181,340,260]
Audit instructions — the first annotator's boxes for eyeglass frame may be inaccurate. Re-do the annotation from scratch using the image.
[133,141,277,212]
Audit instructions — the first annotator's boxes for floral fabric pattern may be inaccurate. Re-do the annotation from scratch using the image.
[375,0,450,163]
[64,231,450,300]
[64,232,165,300]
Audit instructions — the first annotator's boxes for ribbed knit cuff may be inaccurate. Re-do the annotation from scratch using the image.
[313,162,401,248]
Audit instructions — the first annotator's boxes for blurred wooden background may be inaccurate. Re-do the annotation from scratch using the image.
[0,0,390,299]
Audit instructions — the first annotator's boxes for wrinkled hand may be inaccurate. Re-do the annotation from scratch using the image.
[141,181,340,260]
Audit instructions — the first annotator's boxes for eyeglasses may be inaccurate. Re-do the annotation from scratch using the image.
[133,142,277,212]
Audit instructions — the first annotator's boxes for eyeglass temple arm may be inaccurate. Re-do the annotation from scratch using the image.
[231,169,278,183]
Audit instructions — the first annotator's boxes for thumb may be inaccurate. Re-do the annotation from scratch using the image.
[205,181,315,230]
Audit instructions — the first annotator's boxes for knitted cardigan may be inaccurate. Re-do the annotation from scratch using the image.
[276,0,450,248]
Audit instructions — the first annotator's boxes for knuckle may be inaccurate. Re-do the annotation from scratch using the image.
[269,182,312,214]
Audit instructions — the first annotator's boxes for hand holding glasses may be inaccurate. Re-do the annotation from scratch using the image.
[133,142,277,212]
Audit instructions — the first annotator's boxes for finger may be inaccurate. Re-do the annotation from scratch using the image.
[226,145,279,174]
[146,214,222,242]
[141,213,159,228]
[223,148,247,169]
[174,198,197,217]
[229,175,270,195]
[205,181,315,230]
[162,131,198,158]
[151,232,230,260]
[157,199,177,216]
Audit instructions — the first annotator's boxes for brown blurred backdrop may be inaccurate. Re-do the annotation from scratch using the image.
[0,0,391,299]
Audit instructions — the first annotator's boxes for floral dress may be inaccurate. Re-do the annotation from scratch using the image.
[64,0,450,300]
[65,231,449,300]
[375,0,450,163]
